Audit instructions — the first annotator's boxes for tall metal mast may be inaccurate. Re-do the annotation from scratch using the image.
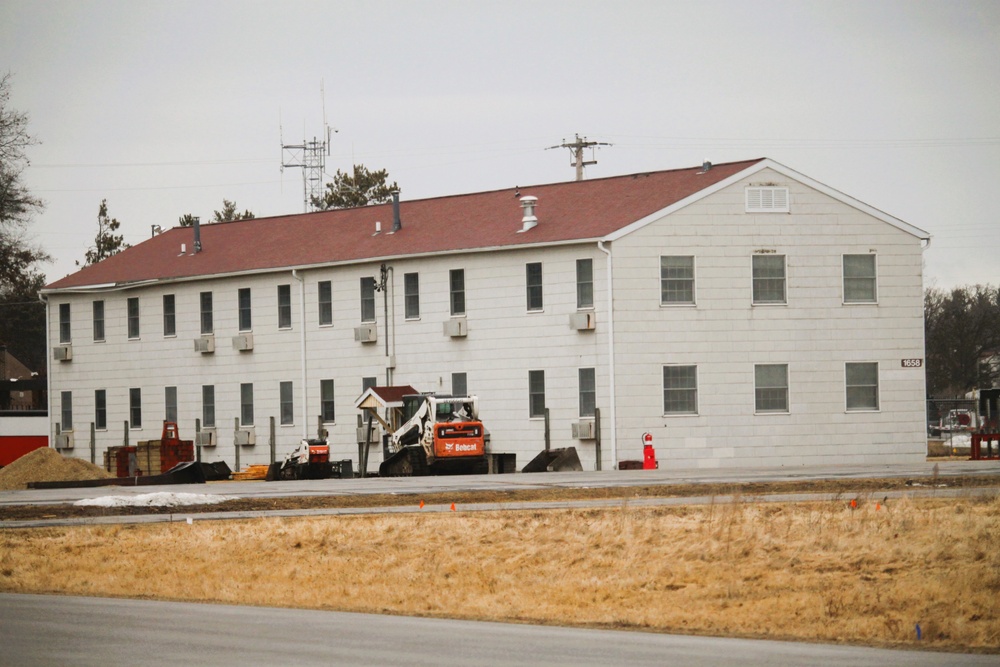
[281,83,335,212]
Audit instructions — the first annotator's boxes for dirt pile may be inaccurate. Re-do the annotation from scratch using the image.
[0,448,113,491]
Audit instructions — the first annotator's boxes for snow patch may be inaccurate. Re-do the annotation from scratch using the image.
[74,492,237,508]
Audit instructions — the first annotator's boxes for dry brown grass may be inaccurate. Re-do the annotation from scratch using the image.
[2,495,998,652]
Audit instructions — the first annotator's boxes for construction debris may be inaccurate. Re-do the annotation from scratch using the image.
[0,447,113,491]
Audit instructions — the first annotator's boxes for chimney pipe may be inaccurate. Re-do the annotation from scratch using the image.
[193,216,202,253]
[518,196,538,233]
[391,191,401,233]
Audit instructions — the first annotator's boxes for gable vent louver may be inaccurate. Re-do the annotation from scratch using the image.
[746,186,789,213]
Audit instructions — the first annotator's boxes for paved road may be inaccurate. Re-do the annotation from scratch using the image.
[3,459,998,507]
[1,594,993,667]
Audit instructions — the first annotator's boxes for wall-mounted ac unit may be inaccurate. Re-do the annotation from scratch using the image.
[55,432,74,449]
[354,324,377,343]
[443,317,468,338]
[232,333,254,351]
[356,425,379,443]
[569,312,596,331]
[571,420,596,440]
[53,345,72,362]
[195,430,216,446]
[235,429,256,446]
[194,336,215,353]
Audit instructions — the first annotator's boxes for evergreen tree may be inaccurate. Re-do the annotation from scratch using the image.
[312,164,398,210]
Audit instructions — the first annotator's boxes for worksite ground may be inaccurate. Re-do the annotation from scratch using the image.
[2,472,999,654]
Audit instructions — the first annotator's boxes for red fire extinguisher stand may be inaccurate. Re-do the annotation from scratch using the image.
[642,432,658,469]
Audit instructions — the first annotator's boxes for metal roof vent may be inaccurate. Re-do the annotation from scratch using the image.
[699,160,712,173]
[518,196,538,233]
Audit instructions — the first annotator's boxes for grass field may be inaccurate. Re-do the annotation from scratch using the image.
[2,492,998,652]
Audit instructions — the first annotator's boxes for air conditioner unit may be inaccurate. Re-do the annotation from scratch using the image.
[235,429,256,446]
[354,324,377,343]
[194,336,215,353]
[571,420,596,440]
[443,317,468,338]
[357,425,378,443]
[195,430,216,447]
[231,333,254,351]
[55,432,74,449]
[569,312,596,331]
[53,345,72,362]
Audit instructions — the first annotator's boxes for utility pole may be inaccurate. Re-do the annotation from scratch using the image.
[547,134,612,181]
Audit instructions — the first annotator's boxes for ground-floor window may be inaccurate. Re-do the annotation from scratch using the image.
[320,379,336,423]
[663,365,697,414]
[846,362,879,411]
[240,383,254,426]
[754,364,788,413]
[280,381,294,425]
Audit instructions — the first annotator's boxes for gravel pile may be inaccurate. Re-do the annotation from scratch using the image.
[0,447,113,491]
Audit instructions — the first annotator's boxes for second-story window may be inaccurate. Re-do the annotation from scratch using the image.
[576,259,594,309]
[526,262,543,312]
[661,256,695,305]
[92,300,105,342]
[127,297,140,339]
[404,272,420,319]
[162,294,176,337]
[238,288,252,331]
[318,280,332,326]
[59,303,71,343]
[200,292,213,334]
[450,269,465,316]
[752,255,786,304]
[360,277,376,323]
[277,284,292,329]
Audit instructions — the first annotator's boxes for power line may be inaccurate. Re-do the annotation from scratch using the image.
[546,134,612,181]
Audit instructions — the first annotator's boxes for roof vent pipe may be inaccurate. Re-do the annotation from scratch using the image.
[700,160,712,173]
[391,191,401,233]
[519,196,538,233]
[192,216,202,253]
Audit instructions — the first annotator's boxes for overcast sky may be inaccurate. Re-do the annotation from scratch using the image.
[2,0,997,289]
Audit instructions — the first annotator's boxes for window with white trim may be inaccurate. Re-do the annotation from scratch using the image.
[163,294,176,337]
[129,387,142,428]
[846,362,879,411]
[94,389,107,430]
[240,382,254,426]
[752,255,786,304]
[238,288,252,331]
[843,254,877,303]
[165,386,177,423]
[277,284,292,329]
[663,365,698,414]
[61,391,72,431]
[452,372,467,397]
[576,259,594,309]
[528,370,545,418]
[360,278,376,323]
[280,381,294,425]
[93,300,105,342]
[59,303,71,343]
[578,368,596,418]
[755,364,789,413]
[318,281,333,326]
[526,262,543,312]
[320,379,336,423]
[660,256,695,305]
[404,272,420,319]
[127,297,140,339]
[202,385,215,428]
[746,186,789,213]
[200,292,213,334]
[450,269,466,316]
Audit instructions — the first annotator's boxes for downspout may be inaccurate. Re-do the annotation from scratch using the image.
[597,241,617,468]
[39,292,52,448]
[292,270,308,439]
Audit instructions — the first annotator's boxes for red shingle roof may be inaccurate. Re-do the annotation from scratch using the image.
[46,159,764,290]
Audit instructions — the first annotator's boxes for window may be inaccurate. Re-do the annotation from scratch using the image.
[277,284,292,329]
[745,186,789,213]
[93,300,105,342]
[755,364,789,413]
[238,288,252,331]
[452,372,467,397]
[165,386,177,423]
[846,362,879,411]
[59,303,71,343]
[578,368,596,418]
[163,294,176,337]
[576,259,594,309]
[318,281,333,326]
[450,269,465,316]
[526,262,543,311]
[752,255,786,304]
[94,389,107,430]
[843,255,877,303]
[280,381,294,425]
[202,385,215,428]
[362,377,377,393]
[404,272,420,319]
[129,388,142,428]
[240,383,254,426]
[61,391,72,431]
[663,365,698,414]
[127,297,140,339]
[661,256,695,305]
[528,370,545,418]
[360,277,376,323]
[200,292,213,334]
[320,379,335,423]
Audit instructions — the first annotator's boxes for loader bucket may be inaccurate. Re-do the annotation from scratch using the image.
[522,447,583,473]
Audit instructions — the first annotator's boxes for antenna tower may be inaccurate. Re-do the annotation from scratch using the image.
[547,134,612,181]
[281,83,335,212]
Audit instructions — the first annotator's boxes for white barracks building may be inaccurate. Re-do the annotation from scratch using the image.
[42,159,930,472]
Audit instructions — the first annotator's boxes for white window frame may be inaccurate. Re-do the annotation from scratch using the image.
[162,294,176,337]
[754,364,789,414]
[279,381,294,425]
[660,255,696,306]
[843,254,878,304]
[320,379,336,423]
[752,254,787,305]
[318,280,333,327]
[238,288,252,332]
[127,297,140,340]
[526,262,543,312]
[94,389,107,431]
[240,382,254,427]
[663,365,698,415]
[404,272,420,320]
[845,362,880,412]
[58,303,71,344]
[528,370,545,419]
[576,258,594,310]
[578,368,596,418]
[277,284,292,330]
[92,300,105,342]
